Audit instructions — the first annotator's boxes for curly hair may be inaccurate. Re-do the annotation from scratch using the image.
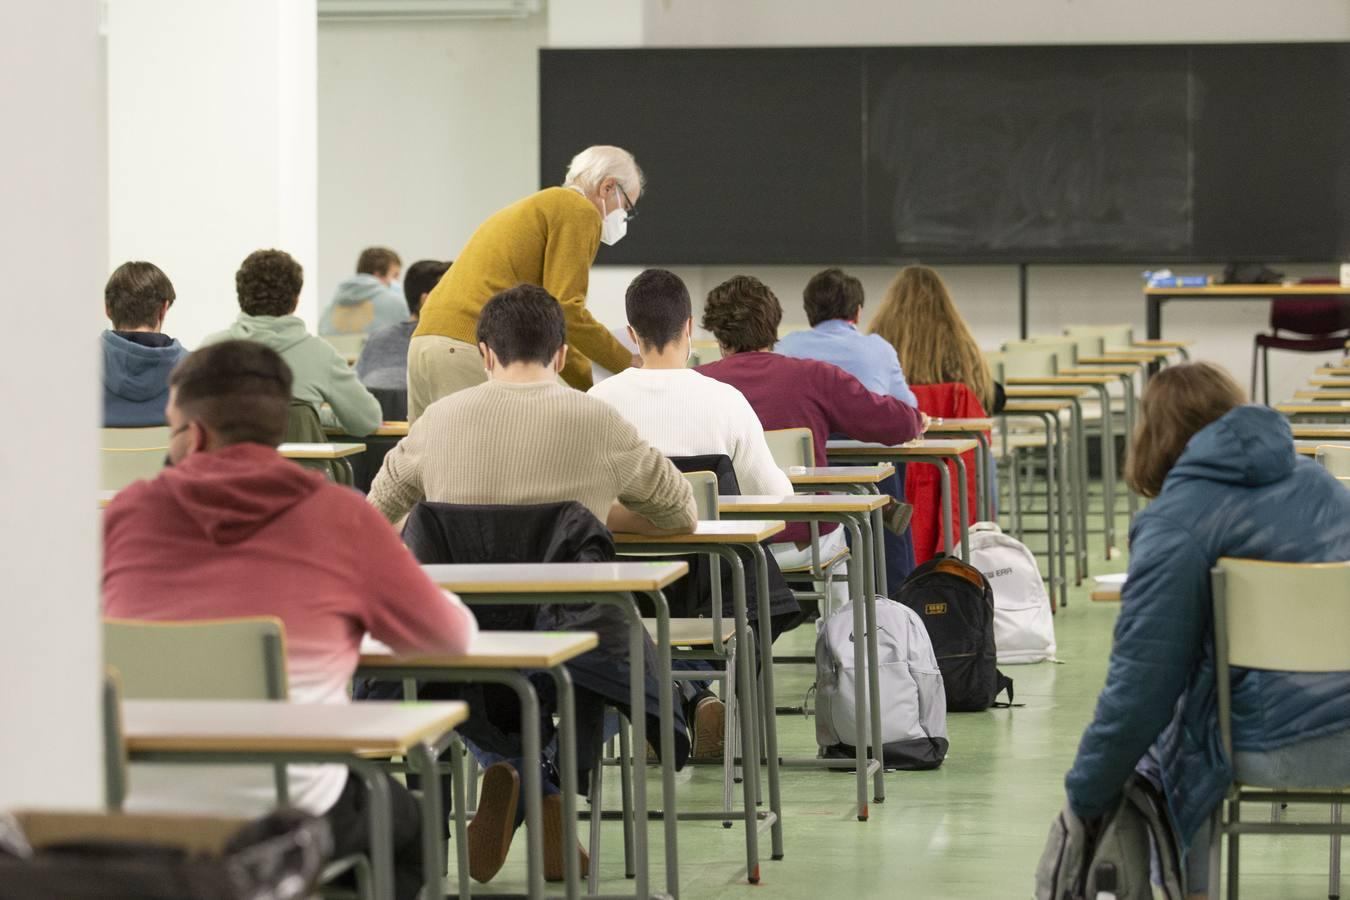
[701,275,781,354]
[236,249,303,317]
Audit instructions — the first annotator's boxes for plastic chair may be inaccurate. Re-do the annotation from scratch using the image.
[999,342,1062,378]
[682,471,720,520]
[763,427,814,469]
[1064,324,1135,352]
[1208,558,1350,899]
[1251,280,1350,404]
[1315,445,1350,477]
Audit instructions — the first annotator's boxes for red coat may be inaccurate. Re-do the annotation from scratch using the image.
[907,383,986,565]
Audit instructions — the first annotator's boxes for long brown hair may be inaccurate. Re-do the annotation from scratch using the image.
[867,265,994,411]
[1124,362,1246,498]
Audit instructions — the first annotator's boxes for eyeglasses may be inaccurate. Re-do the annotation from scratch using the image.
[616,184,638,223]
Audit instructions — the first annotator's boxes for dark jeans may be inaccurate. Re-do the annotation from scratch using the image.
[326,772,425,900]
[841,467,915,591]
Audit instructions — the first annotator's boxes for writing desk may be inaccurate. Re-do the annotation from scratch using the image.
[613,522,785,871]
[997,401,1071,607]
[785,463,893,488]
[1145,284,1350,344]
[1295,440,1350,457]
[359,631,597,900]
[1316,367,1350,377]
[1308,378,1350,387]
[1295,389,1350,401]
[922,418,995,520]
[123,698,467,900]
[1005,387,1093,575]
[278,442,365,483]
[416,561,686,898]
[1276,402,1350,421]
[326,421,410,439]
[1292,424,1350,440]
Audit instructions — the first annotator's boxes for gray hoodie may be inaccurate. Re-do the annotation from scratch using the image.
[318,274,408,336]
[200,314,383,436]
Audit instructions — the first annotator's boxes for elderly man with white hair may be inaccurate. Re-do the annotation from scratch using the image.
[407,145,644,419]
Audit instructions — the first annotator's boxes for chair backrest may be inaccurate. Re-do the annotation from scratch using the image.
[100,426,172,449]
[1025,336,1081,368]
[1059,331,1106,359]
[764,427,814,468]
[682,471,720,520]
[999,342,1060,378]
[321,332,367,361]
[983,350,1005,384]
[1271,279,1350,335]
[284,400,348,484]
[103,617,288,700]
[1211,558,1350,758]
[100,448,168,491]
[1316,444,1350,476]
[103,670,127,809]
[1065,323,1134,350]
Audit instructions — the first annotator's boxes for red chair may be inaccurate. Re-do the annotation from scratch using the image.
[907,383,985,565]
[1251,278,1350,403]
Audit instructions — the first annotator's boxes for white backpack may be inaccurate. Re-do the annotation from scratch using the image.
[814,595,949,770]
[964,522,1057,664]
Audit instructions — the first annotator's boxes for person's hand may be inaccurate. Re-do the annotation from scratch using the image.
[630,353,644,369]
[919,412,932,434]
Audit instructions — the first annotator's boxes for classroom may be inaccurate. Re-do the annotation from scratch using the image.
[5,1,1350,899]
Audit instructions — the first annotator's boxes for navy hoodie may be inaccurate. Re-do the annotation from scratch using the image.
[102,330,189,426]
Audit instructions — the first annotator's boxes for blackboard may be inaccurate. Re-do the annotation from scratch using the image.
[539,44,1350,265]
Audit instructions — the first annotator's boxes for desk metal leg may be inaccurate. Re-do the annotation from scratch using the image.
[746,544,785,858]
[409,740,447,900]
[846,516,885,804]
[642,589,679,900]
[973,435,988,522]
[1122,375,1139,517]
[1068,400,1088,584]
[546,664,581,900]
[1050,412,1069,606]
[953,456,970,563]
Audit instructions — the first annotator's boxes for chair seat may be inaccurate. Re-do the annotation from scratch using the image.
[1255,333,1350,352]
[776,546,850,575]
[643,617,737,648]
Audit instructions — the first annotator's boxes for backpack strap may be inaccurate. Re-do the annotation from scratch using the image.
[990,670,1023,708]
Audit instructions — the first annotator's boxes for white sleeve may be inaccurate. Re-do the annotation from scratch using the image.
[726,390,794,496]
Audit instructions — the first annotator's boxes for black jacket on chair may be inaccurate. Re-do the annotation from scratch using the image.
[401,500,689,772]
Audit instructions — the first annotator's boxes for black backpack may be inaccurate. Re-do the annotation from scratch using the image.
[895,556,1014,711]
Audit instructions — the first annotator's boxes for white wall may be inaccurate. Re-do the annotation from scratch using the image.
[108,0,317,347]
[0,0,105,810]
[317,0,1350,400]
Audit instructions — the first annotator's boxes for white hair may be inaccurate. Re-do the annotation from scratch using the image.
[562,145,644,196]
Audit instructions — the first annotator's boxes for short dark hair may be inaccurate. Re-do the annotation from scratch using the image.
[403,259,451,316]
[105,261,175,330]
[625,269,691,352]
[236,249,303,317]
[803,267,864,326]
[476,284,566,366]
[701,275,782,354]
[357,247,401,277]
[168,341,293,447]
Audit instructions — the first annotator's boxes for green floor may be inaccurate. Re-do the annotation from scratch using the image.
[468,506,1342,899]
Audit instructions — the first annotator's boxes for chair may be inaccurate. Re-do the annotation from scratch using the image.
[1316,445,1350,477]
[1251,280,1350,404]
[285,400,353,486]
[100,426,171,449]
[682,471,720,520]
[1064,323,1135,352]
[1000,341,1063,377]
[763,427,814,470]
[100,427,171,491]
[1208,558,1350,899]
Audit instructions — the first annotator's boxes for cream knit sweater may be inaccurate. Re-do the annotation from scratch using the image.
[368,379,697,530]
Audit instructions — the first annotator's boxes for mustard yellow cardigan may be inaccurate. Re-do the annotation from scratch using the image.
[415,187,631,389]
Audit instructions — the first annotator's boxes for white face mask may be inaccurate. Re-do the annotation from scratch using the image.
[600,190,628,246]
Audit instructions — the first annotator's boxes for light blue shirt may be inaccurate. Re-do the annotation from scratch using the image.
[775,319,918,407]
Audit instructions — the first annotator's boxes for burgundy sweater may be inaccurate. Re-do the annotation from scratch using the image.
[697,351,924,541]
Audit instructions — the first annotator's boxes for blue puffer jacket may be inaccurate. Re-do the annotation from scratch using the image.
[1065,404,1350,847]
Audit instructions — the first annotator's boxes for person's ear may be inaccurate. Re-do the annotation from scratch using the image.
[685,318,694,340]
[478,342,495,374]
[626,325,639,348]
[104,303,114,323]
[554,344,569,374]
[158,300,171,328]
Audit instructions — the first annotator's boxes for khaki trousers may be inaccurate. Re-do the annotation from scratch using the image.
[407,334,487,423]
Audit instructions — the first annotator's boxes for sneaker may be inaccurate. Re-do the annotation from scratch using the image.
[541,793,590,882]
[689,693,726,762]
[467,762,520,884]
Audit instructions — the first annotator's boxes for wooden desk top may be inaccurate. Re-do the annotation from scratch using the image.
[420,561,690,593]
[1295,440,1350,456]
[278,442,366,460]
[718,494,889,513]
[826,438,979,457]
[1004,386,1090,399]
[1078,355,1151,365]
[1007,376,1114,386]
[1309,378,1350,387]
[786,464,894,485]
[122,699,468,755]
[1292,424,1350,439]
[1103,348,1170,361]
[1091,585,1123,602]
[613,520,786,545]
[924,417,994,431]
[1132,339,1192,348]
[1316,367,1350,376]
[1000,400,1072,414]
[1276,403,1350,416]
[359,631,598,669]
[644,618,736,647]
[325,422,410,439]
[1295,390,1350,400]
[1058,366,1138,377]
[1145,284,1350,296]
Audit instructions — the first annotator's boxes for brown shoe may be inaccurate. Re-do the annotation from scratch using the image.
[467,762,519,883]
[690,693,726,762]
[541,793,590,882]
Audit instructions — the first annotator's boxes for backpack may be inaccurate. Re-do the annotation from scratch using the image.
[1034,774,1186,900]
[962,522,1057,665]
[814,595,949,770]
[895,556,1014,711]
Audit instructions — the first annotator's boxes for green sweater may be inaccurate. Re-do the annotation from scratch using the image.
[201,314,383,436]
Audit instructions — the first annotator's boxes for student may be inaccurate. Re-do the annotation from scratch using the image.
[867,265,1003,414]
[696,275,928,585]
[356,258,450,394]
[202,249,382,436]
[776,267,918,406]
[1061,362,1350,894]
[407,145,644,420]
[102,261,188,426]
[319,246,408,337]
[370,282,696,535]
[102,340,478,900]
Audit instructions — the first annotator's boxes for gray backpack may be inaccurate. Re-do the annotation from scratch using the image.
[1035,774,1185,899]
[814,595,949,770]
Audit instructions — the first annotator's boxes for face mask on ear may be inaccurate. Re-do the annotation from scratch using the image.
[600,189,628,247]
